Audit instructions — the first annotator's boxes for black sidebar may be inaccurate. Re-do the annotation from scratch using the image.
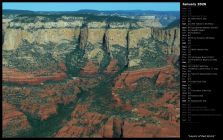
[181,0,222,139]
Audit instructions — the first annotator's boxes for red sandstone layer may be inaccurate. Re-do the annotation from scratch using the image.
[3,67,67,85]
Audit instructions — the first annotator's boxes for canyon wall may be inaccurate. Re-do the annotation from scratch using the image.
[3,21,179,70]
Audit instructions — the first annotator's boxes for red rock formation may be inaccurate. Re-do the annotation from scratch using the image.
[114,65,175,90]
[3,62,179,138]
[3,79,80,121]
[156,72,175,88]
[122,120,179,138]
[3,102,31,137]
[3,67,67,85]
[112,89,122,106]
[80,61,98,75]
[100,118,113,137]
[38,104,57,120]
[97,117,123,138]
[136,108,151,117]
[104,59,119,74]
[55,104,107,138]
[110,64,180,138]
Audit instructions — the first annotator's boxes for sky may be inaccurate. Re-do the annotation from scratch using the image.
[3,2,180,11]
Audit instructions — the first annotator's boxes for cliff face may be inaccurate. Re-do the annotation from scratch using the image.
[79,27,88,50]
[152,27,180,55]
[3,28,80,50]
[3,15,180,138]
[3,21,179,74]
[3,24,179,52]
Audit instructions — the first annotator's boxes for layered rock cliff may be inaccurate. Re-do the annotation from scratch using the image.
[3,18,179,76]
